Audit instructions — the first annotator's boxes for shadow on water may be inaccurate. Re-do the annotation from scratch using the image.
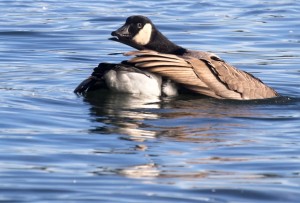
[217,95,298,105]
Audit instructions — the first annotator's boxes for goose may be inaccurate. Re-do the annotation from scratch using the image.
[75,15,279,100]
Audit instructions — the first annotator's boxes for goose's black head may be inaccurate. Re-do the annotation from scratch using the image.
[110,15,186,54]
[111,15,154,50]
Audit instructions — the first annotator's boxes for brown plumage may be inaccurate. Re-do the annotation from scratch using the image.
[125,50,279,100]
[75,15,279,99]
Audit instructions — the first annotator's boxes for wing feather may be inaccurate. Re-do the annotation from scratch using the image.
[125,50,279,100]
[198,57,278,99]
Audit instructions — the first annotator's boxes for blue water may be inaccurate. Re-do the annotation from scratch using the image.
[1,0,300,202]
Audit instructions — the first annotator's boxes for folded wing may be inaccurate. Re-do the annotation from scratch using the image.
[126,50,279,100]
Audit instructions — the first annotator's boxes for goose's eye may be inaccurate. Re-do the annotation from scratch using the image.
[137,23,143,29]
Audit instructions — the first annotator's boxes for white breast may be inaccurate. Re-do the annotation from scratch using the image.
[104,70,162,96]
[103,70,178,97]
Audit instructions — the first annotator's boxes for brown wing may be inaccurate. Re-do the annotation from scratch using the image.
[126,51,222,98]
[192,56,279,99]
[126,50,279,100]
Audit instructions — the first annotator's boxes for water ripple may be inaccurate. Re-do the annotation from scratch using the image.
[0,0,300,202]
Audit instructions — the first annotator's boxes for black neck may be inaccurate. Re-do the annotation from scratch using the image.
[110,27,187,55]
[144,29,187,55]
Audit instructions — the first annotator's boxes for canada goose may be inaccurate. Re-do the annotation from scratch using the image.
[75,15,279,100]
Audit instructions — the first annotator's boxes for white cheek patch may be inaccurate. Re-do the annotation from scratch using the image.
[132,23,152,45]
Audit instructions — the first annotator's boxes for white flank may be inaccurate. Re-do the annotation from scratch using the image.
[132,23,152,45]
[104,70,162,97]
[162,80,178,96]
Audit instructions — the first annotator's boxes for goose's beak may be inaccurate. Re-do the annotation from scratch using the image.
[109,24,144,50]
[111,24,131,39]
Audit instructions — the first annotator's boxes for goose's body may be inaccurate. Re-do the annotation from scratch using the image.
[75,15,279,100]
[74,63,178,97]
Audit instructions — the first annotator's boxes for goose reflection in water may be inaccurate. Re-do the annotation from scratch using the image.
[83,92,288,181]
[82,90,277,141]
[84,89,163,141]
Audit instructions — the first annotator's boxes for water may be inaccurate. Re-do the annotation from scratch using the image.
[0,0,300,202]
